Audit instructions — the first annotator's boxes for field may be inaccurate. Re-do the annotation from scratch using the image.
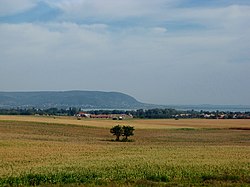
[0,115,249,186]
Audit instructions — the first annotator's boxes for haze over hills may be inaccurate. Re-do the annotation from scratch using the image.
[0,91,249,111]
[0,91,153,109]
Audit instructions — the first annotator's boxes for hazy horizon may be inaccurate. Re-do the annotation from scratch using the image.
[1,0,250,105]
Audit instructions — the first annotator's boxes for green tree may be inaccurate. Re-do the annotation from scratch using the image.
[110,125,123,141]
[122,126,135,140]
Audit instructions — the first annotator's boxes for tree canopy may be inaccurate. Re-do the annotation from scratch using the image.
[110,125,135,141]
[110,125,123,141]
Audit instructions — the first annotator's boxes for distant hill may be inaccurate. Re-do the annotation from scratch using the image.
[0,91,152,109]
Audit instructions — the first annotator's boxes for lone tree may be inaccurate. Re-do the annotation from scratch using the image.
[110,125,135,141]
[122,125,135,140]
[110,125,123,141]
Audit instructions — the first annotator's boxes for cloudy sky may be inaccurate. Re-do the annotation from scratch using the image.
[0,0,250,105]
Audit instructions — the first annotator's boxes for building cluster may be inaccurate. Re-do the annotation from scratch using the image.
[174,112,250,119]
[76,112,133,120]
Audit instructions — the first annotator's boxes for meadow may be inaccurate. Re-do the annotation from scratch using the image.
[0,115,249,186]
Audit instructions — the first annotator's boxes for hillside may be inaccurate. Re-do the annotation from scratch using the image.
[0,91,149,109]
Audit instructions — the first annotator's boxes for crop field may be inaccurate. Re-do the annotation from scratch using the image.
[0,116,250,186]
[0,115,250,129]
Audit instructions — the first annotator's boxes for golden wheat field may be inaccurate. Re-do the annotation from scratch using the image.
[0,115,250,186]
[0,115,250,129]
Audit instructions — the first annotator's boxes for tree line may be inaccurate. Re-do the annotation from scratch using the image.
[0,108,249,119]
[0,107,79,116]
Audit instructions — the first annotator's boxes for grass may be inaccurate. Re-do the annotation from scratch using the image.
[0,116,250,186]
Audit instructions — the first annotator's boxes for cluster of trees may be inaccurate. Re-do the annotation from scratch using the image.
[85,108,184,118]
[0,107,80,116]
[131,108,180,118]
[110,125,135,141]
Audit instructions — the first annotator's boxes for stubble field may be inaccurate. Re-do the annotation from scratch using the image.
[0,115,249,186]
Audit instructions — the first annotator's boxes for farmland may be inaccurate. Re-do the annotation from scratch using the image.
[0,115,249,186]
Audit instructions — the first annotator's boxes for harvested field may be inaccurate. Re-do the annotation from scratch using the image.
[0,116,249,186]
[0,115,249,129]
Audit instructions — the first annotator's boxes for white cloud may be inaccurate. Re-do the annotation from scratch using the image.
[162,5,250,32]
[0,0,36,16]
[46,0,179,21]
[0,1,250,104]
[0,22,111,66]
[151,27,168,34]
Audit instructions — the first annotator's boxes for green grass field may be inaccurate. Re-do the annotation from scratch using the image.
[0,116,249,186]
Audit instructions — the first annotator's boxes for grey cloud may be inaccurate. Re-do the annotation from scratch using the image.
[0,0,36,16]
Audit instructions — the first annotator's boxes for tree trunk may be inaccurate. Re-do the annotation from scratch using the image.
[116,135,120,141]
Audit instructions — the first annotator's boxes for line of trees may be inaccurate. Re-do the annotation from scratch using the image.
[0,108,250,119]
[0,107,80,116]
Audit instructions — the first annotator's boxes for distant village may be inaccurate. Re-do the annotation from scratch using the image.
[174,112,250,119]
[76,112,133,120]
[74,109,250,120]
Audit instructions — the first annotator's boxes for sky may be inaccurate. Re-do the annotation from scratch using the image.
[0,0,250,105]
